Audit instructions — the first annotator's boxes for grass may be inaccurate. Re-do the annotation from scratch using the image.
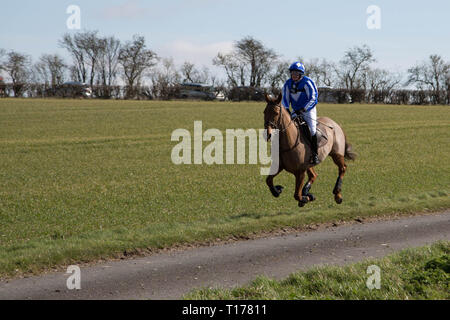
[184,241,450,300]
[0,98,449,278]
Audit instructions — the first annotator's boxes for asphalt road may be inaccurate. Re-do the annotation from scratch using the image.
[0,211,449,300]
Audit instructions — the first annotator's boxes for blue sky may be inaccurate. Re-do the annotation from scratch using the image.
[0,0,449,75]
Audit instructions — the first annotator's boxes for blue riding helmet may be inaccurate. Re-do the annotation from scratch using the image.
[289,61,305,74]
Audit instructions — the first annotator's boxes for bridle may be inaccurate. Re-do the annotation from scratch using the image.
[264,103,294,133]
[265,103,301,153]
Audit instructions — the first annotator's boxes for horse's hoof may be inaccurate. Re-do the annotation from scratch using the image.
[308,193,316,202]
[335,195,343,204]
[298,196,309,207]
[270,185,284,198]
[275,185,284,194]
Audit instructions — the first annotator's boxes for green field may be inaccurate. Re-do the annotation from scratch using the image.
[185,241,450,300]
[0,99,449,278]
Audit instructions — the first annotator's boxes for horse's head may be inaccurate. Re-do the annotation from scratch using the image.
[264,92,283,141]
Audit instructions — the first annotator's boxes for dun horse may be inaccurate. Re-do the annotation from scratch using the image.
[264,93,356,207]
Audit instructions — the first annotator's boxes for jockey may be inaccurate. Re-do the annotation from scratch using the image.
[281,61,320,165]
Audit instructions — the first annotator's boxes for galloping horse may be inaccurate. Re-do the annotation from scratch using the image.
[264,93,356,207]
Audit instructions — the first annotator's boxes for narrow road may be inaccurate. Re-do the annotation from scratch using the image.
[1,211,449,300]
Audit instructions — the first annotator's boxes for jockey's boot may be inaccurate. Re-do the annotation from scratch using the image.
[310,134,320,165]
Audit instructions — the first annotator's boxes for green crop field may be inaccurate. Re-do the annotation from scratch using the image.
[0,98,449,278]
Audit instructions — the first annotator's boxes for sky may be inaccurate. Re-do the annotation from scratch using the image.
[0,0,449,79]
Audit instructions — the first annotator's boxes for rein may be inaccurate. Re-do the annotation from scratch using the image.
[266,104,301,153]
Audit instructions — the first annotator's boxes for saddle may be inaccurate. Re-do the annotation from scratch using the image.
[295,116,328,148]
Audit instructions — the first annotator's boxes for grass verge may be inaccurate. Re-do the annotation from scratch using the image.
[184,241,450,300]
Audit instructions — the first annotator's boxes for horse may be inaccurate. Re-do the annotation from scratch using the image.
[263,93,356,207]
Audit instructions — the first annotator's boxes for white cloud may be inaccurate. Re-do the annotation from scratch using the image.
[158,40,234,67]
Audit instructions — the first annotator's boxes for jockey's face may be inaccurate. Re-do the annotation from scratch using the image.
[291,70,302,82]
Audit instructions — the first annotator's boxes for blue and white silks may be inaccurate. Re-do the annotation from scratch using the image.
[281,76,318,135]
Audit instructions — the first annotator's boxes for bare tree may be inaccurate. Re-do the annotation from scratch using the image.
[32,60,49,86]
[335,45,375,91]
[446,70,450,105]
[59,33,88,83]
[78,31,103,87]
[180,62,212,84]
[0,48,5,72]
[1,51,31,97]
[97,36,121,97]
[234,36,278,87]
[214,36,278,88]
[59,31,104,87]
[68,64,82,82]
[118,35,157,98]
[180,61,197,83]
[366,68,402,103]
[266,60,290,94]
[213,52,243,87]
[407,54,449,104]
[33,54,67,87]
[0,49,6,97]
[150,58,181,99]
[197,66,211,84]
[304,58,335,87]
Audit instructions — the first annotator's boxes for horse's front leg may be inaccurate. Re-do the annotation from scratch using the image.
[302,167,318,202]
[294,170,309,207]
[266,167,284,198]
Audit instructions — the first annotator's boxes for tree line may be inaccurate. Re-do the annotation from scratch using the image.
[0,32,448,104]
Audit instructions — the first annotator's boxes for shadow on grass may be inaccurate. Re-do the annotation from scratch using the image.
[228,209,308,221]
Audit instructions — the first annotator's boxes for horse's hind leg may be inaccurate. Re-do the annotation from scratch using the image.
[294,170,309,207]
[331,153,347,204]
[302,167,318,202]
[266,167,284,198]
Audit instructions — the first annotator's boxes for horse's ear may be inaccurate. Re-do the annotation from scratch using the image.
[264,93,272,103]
[275,92,283,105]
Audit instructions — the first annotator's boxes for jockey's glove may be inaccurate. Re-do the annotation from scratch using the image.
[291,112,298,120]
